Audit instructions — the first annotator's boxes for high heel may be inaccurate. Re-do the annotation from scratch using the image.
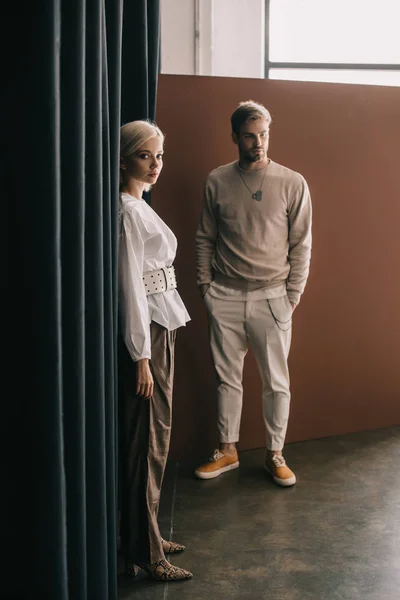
[138,558,193,581]
[161,538,186,554]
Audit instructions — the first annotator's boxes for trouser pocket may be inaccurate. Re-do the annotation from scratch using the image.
[267,296,292,331]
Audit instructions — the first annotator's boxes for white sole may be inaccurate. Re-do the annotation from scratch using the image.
[264,465,296,487]
[194,461,240,480]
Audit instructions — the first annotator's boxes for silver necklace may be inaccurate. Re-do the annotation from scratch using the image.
[237,161,269,201]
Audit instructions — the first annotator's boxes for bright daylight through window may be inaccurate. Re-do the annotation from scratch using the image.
[267,0,400,86]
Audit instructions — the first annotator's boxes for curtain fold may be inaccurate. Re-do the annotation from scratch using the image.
[121,0,161,123]
[84,0,110,596]
[61,0,88,594]
[4,0,159,597]
[103,0,123,595]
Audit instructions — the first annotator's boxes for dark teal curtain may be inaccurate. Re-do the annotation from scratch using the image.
[120,0,161,206]
[4,0,122,596]
[121,0,161,123]
[3,0,160,598]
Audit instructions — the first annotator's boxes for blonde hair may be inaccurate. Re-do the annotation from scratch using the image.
[119,119,164,190]
[230,100,272,134]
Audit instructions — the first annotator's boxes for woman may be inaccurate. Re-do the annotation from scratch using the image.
[118,120,192,581]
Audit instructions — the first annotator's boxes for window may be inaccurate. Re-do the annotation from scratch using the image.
[266,0,400,86]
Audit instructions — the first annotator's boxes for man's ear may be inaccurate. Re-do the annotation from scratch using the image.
[232,132,238,145]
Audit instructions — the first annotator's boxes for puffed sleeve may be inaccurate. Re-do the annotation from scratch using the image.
[118,208,151,361]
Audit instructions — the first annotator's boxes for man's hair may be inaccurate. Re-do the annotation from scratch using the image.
[230,100,272,134]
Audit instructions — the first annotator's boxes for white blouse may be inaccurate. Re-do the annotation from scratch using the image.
[119,192,190,362]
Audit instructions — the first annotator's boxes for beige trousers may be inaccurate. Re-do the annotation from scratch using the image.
[204,292,292,451]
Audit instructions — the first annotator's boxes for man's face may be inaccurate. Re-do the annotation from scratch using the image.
[233,118,270,164]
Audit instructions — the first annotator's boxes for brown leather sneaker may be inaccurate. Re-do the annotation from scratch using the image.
[194,449,239,480]
[264,454,296,487]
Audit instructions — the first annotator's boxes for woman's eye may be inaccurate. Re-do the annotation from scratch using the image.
[157,154,163,160]
[139,153,149,159]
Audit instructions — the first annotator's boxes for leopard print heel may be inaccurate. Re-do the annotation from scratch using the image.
[161,538,186,554]
[139,559,193,581]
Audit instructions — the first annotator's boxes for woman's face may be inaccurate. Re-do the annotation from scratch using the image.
[124,134,164,186]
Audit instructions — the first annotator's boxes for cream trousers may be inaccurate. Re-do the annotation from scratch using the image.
[204,292,292,451]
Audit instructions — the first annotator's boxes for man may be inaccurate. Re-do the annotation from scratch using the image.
[195,100,312,487]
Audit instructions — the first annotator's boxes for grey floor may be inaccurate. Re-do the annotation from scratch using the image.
[118,425,400,600]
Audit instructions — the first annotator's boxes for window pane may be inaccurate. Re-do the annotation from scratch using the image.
[269,0,400,64]
[269,68,400,87]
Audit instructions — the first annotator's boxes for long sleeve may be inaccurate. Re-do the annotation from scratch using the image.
[286,177,312,306]
[196,179,218,286]
[118,209,151,361]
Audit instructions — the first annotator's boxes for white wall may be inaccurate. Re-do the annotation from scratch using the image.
[160,0,196,75]
[211,0,264,78]
[160,0,265,78]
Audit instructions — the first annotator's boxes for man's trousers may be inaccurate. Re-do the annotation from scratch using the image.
[204,292,292,451]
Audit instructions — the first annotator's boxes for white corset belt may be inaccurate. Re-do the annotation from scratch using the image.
[143,265,177,296]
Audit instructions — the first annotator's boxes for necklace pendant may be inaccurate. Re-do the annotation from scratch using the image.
[252,190,262,201]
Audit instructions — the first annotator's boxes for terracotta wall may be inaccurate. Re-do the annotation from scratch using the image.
[153,74,400,460]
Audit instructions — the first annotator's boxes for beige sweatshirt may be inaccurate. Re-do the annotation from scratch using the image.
[196,160,312,306]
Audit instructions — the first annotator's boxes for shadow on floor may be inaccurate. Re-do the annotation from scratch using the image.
[118,425,400,600]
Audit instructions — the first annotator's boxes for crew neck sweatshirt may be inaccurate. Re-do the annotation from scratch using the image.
[195,159,312,306]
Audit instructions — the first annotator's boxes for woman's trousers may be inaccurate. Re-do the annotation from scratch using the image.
[119,322,176,564]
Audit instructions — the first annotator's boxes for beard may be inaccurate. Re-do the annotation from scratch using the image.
[242,148,266,163]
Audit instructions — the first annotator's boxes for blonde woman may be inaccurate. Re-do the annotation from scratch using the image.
[118,120,192,581]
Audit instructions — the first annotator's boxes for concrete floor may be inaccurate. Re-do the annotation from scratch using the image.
[118,425,400,600]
